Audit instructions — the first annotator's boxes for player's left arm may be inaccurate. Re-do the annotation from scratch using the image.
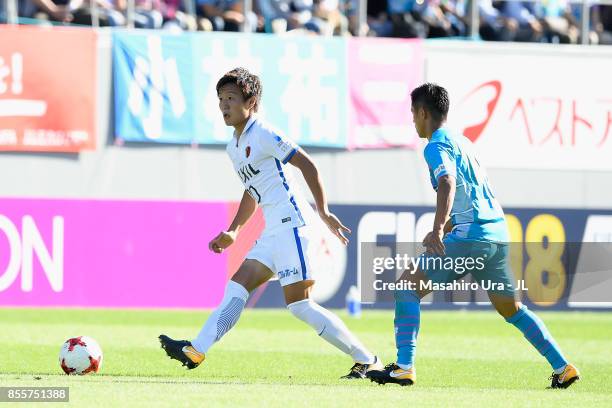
[259,131,351,244]
[288,149,351,245]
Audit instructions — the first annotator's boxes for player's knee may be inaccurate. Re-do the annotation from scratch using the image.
[495,299,521,319]
[489,292,521,317]
[230,273,254,292]
[283,280,314,305]
[231,260,272,292]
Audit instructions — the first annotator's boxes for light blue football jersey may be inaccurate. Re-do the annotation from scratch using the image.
[424,128,509,242]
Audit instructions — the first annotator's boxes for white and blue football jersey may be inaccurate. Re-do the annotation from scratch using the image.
[226,116,317,232]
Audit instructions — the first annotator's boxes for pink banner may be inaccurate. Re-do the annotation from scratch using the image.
[0,198,229,308]
[348,37,424,149]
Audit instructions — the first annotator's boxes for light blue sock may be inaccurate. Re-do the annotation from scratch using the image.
[506,305,568,371]
[395,289,420,367]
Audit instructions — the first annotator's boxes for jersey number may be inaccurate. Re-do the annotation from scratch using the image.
[248,186,261,203]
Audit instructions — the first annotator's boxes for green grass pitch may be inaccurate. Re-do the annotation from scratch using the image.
[1,308,611,407]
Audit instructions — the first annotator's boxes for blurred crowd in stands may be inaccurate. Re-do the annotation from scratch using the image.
[2,0,612,44]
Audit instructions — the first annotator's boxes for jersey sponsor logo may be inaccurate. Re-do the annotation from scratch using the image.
[278,267,300,280]
[282,217,292,223]
[274,135,292,153]
[238,163,261,183]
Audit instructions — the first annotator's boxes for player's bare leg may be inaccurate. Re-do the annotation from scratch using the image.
[489,293,520,319]
[159,259,273,369]
[490,293,580,389]
[230,259,275,293]
[283,279,382,379]
[283,278,315,305]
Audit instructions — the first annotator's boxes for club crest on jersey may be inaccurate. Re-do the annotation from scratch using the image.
[245,146,251,158]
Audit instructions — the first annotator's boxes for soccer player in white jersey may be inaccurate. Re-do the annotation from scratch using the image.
[159,67,382,379]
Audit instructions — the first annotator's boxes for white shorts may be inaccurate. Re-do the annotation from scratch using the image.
[246,225,318,286]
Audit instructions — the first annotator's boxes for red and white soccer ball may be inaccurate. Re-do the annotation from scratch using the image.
[59,336,103,375]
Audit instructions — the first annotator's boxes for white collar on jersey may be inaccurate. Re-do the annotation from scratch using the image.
[233,115,257,143]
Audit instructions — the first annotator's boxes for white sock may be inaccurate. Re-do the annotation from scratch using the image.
[287,299,375,364]
[191,280,249,353]
[553,365,567,375]
[397,363,412,370]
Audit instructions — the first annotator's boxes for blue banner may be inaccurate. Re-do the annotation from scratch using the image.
[113,31,348,147]
[113,32,196,143]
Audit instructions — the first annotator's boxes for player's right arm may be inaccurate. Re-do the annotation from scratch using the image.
[422,142,457,255]
[209,190,257,254]
[443,218,453,234]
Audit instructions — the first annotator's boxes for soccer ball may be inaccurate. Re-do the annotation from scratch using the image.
[59,336,103,375]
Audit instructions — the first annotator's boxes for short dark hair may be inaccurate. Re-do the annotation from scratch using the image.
[410,83,449,122]
[216,67,262,112]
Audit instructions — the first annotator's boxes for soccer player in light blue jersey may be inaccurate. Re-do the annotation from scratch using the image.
[367,83,579,389]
